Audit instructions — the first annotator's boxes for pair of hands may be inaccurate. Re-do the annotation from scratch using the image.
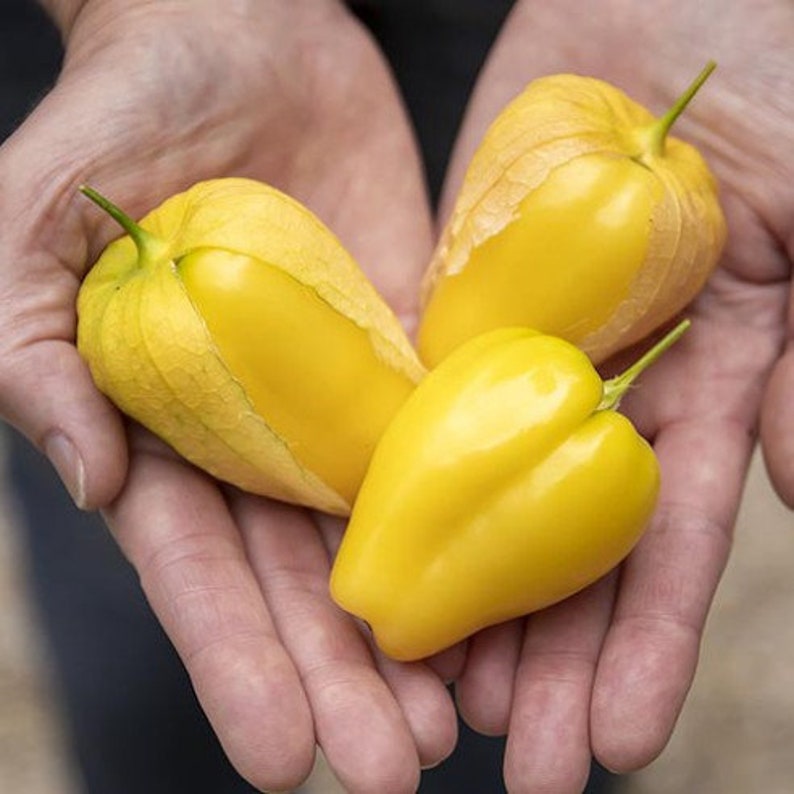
[1,0,792,791]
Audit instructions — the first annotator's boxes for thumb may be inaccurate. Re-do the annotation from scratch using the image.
[760,347,794,509]
[0,335,128,511]
[0,97,129,509]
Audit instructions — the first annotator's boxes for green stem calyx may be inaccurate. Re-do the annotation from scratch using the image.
[80,185,167,268]
[637,60,716,160]
[598,318,691,411]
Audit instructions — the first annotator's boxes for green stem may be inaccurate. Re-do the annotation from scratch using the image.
[640,60,716,159]
[598,318,691,411]
[79,185,166,267]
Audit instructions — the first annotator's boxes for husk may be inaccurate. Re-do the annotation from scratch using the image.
[422,74,726,364]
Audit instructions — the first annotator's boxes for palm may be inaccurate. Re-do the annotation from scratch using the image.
[0,1,454,791]
[442,1,794,790]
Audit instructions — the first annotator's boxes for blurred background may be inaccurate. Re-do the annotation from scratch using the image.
[2,425,794,794]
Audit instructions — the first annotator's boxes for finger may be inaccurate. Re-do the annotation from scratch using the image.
[316,511,459,767]
[590,417,747,772]
[373,652,458,769]
[503,575,616,794]
[0,335,127,510]
[104,431,315,792]
[0,79,162,510]
[760,347,794,506]
[456,620,523,736]
[426,641,469,684]
[235,495,427,794]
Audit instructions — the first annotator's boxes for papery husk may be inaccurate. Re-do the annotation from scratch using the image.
[421,74,726,364]
[78,179,424,515]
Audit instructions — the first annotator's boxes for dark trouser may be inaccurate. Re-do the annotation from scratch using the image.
[3,0,615,790]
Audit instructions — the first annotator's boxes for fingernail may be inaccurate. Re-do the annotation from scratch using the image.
[44,432,87,509]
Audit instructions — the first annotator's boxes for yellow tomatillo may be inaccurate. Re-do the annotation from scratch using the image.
[418,63,726,367]
[330,320,689,661]
[76,178,424,515]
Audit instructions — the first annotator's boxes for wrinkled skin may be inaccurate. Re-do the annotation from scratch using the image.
[445,2,794,792]
[0,0,792,792]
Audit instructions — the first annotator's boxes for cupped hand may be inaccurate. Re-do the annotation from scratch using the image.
[0,1,456,790]
[440,1,794,791]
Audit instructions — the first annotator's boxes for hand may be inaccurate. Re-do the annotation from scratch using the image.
[0,1,457,790]
[441,2,794,791]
